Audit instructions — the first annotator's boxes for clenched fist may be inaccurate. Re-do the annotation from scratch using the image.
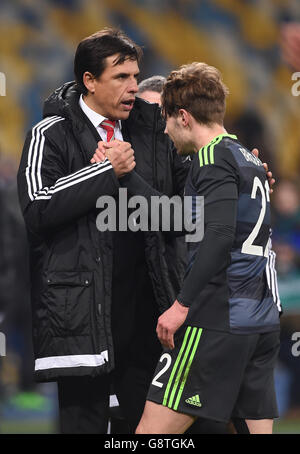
[91,140,136,178]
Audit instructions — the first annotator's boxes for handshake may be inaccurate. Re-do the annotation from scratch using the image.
[90,140,136,178]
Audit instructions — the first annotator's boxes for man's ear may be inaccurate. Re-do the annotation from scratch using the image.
[83,72,96,95]
[178,109,190,127]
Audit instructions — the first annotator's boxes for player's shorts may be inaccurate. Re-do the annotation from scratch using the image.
[147,325,280,423]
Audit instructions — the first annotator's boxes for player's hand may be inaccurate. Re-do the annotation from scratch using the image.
[156,300,189,350]
[91,141,106,163]
[91,140,136,178]
[252,148,275,194]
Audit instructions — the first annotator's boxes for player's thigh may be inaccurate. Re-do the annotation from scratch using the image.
[232,331,280,421]
[245,419,273,434]
[136,400,196,434]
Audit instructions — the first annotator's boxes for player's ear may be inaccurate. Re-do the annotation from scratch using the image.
[179,109,189,127]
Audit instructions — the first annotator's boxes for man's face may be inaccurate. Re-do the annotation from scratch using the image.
[138,90,162,105]
[164,114,192,155]
[91,54,140,120]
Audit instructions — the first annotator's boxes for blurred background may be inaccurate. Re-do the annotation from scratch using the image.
[0,0,300,434]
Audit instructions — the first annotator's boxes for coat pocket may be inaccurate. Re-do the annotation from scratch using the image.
[44,270,93,337]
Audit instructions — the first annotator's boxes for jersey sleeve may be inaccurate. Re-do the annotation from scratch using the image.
[177,143,239,307]
[177,199,237,307]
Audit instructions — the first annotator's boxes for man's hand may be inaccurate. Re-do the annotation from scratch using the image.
[252,148,275,194]
[91,140,136,178]
[156,300,189,350]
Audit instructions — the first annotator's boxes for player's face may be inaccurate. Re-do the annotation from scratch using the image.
[91,55,140,120]
[164,115,192,155]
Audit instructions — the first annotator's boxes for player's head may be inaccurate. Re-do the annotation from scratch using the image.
[137,75,166,105]
[161,62,229,153]
[74,28,142,120]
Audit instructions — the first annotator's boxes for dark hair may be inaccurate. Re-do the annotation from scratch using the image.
[74,28,143,95]
[138,75,166,94]
[161,62,229,126]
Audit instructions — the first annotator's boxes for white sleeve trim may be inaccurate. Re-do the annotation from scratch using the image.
[35,351,109,370]
[25,115,113,202]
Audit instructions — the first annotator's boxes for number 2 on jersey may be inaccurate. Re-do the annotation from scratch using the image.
[241,176,270,257]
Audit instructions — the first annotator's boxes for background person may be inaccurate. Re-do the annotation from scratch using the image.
[137,75,166,105]
[281,23,300,71]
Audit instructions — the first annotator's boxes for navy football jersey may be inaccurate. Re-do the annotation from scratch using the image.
[183,133,281,334]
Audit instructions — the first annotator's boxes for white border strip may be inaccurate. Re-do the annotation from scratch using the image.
[26,116,64,201]
[35,350,108,370]
[34,161,112,200]
[26,115,113,202]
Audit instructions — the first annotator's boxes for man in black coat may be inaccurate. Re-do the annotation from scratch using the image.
[17,28,189,434]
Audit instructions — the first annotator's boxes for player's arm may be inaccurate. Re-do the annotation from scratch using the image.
[91,141,190,236]
[119,170,185,227]
[91,144,275,194]
[157,145,238,349]
[177,199,236,306]
[157,198,237,349]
